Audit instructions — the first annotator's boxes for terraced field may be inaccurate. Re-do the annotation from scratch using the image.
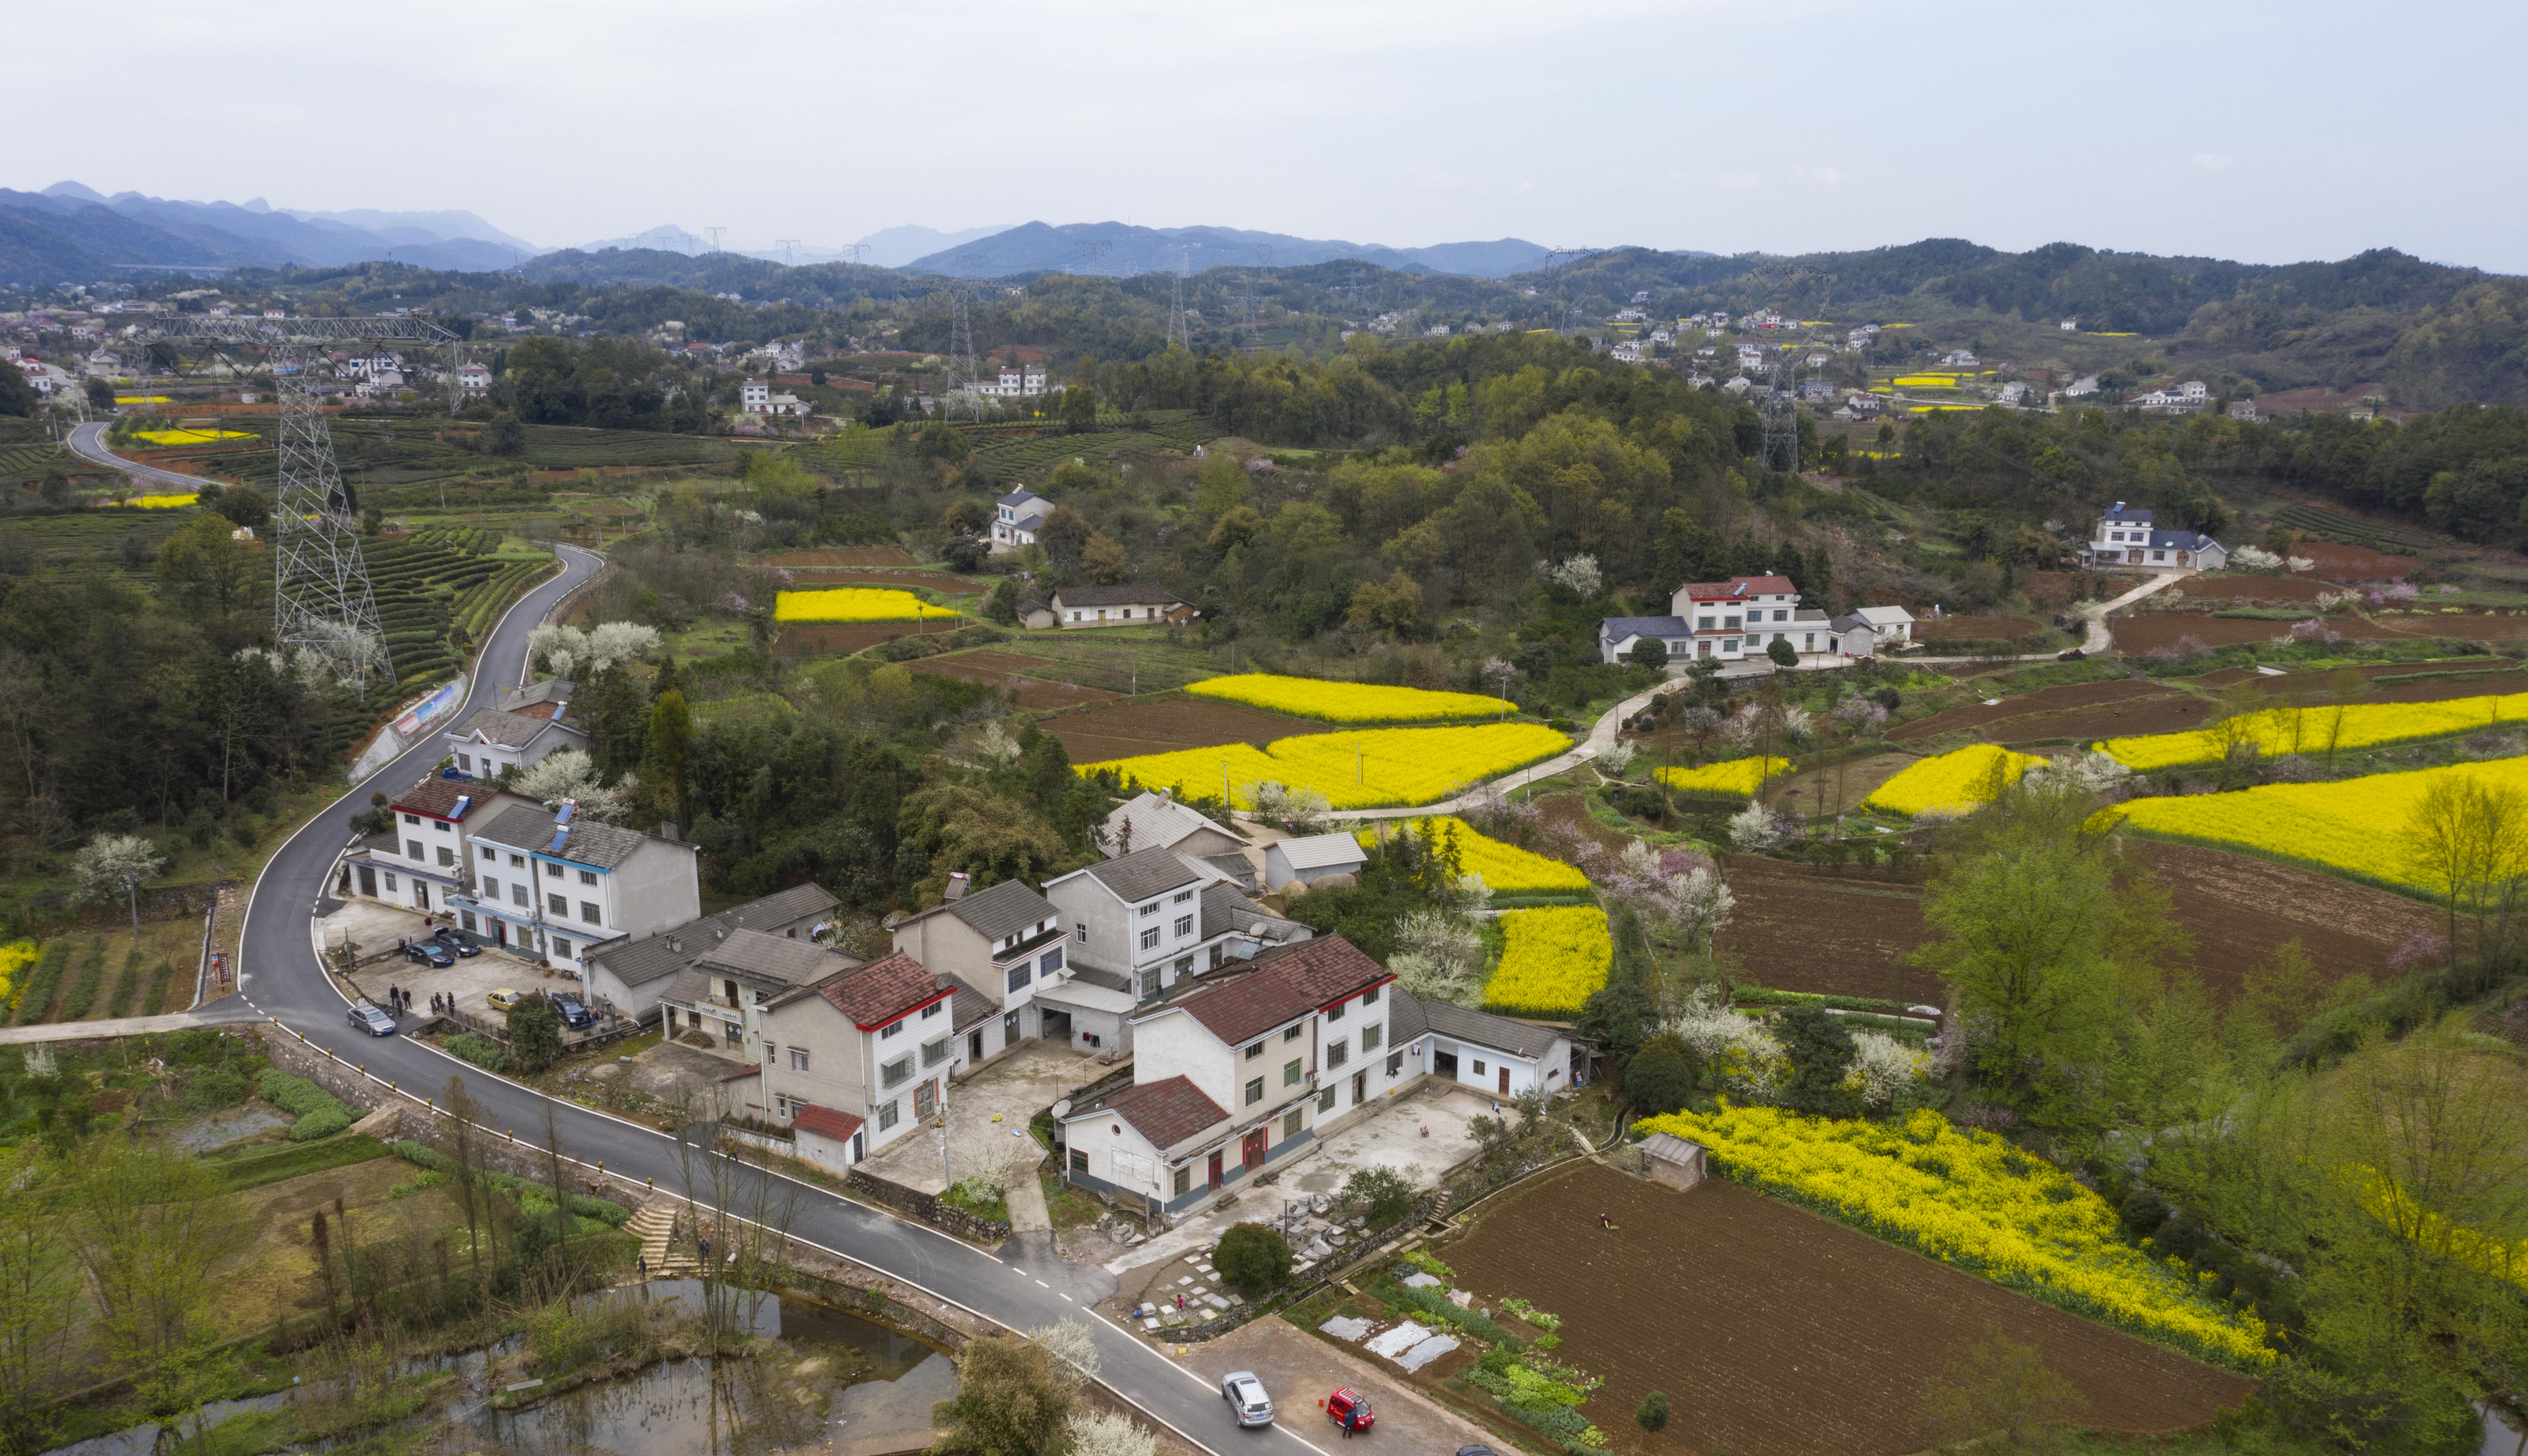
[365,527,555,686]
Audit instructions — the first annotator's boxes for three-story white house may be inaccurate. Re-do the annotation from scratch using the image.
[755,952,968,1167]
[887,874,1066,1068]
[1039,847,1239,1052]
[1053,935,1400,1216]
[2081,501,2229,572]
[347,773,538,915]
[454,803,699,971]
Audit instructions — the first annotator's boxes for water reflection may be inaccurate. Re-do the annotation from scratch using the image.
[457,1284,955,1456]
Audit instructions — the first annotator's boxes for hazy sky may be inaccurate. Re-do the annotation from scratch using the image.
[15,0,2525,272]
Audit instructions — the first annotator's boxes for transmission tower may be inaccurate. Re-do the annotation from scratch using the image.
[1166,248,1196,352]
[1240,246,1273,345]
[776,238,800,267]
[149,316,455,691]
[703,226,726,253]
[843,243,871,266]
[941,250,997,420]
[1744,263,1835,474]
[1541,247,1604,332]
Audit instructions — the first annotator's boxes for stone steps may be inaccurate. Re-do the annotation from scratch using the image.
[627,1197,698,1276]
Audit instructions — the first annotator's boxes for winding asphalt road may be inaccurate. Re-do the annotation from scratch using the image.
[67,421,210,490]
[212,534,1305,1456]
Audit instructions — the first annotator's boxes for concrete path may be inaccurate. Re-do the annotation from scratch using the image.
[1004,1156,1053,1233]
[0,1001,262,1045]
[1326,681,1670,822]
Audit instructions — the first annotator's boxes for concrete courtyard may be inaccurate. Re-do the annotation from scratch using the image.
[1104,1080,1492,1281]
[858,1039,1109,1197]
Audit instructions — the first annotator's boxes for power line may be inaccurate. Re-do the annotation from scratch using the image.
[703,226,726,253]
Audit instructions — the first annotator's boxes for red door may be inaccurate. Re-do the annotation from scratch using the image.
[1207,1150,1223,1190]
[1241,1128,1268,1169]
[1498,1066,1511,1095]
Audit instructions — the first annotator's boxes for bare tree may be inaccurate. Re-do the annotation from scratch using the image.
[440,1075,502,1295]
[670,1081,802,1351]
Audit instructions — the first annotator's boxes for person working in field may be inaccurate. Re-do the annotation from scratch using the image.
[1598,1211,1618,1231]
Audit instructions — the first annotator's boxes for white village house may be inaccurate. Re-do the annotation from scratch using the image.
[583,883,840,1023]
[1597,574,1851,666]
[343,773,541,915]
[1044,585,1196,629]
[991,489,1054,552]
[1054,935,1572,1217]
[1264,832,1366,892]
[451,803,700,974]
[2080,501,2228,571]
[441,679,587,779]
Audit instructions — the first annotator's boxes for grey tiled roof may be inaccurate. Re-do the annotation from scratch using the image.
[1079,845,1202,904]
[897,878,1054,942]
[473,802,660,870]
[447,705,581,750]
[1418,995,1564,1061]
[1201,882,1307,943]
[587,883,838,988]
[1051,584,1185,609]
[693,928,839,986]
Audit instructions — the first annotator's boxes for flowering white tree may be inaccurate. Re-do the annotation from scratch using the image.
[1066,1412,1156,1456]
[1252,781,1331,833]
[509,749,638,823]
[1846,1030,1933,1109]
[1538,554,1604,597]
[1650,865,1737,953]
[1028,1318,1101,1386]
[1597,740,1637,779]
[1727,800,1786,852]
[2026,749,2132,795]
[73,833,165,943]
[1668,986,1786,1098]
[1389,907,1487,1006]
[2229,544,2286,573]
[528,620,664,680]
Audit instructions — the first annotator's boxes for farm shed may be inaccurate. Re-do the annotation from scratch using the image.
[1641,1131,1709,1191]
[1265,833,1369,891]
[1386,986,1575,1098]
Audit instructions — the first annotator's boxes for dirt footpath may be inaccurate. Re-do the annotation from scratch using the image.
[1177,1315,1497,1456]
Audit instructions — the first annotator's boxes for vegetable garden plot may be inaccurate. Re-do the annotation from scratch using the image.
[1442,1162,2254,1456]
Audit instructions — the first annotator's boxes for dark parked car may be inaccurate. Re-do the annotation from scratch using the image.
[432,926,482,957]
[403,941,454,969]
[550,992,595,1030]
[347,1002,397,1036]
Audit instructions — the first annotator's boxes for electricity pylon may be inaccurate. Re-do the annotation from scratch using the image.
[150,315,457,691]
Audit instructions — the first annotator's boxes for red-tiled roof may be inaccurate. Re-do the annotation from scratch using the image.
[809,952,951,1029]
[793,1103,867,1145]
[719,1064,761,1083]
[1679,575,1797,600]
[1157,935,1392,1046]
[1073,1074,1227,1150]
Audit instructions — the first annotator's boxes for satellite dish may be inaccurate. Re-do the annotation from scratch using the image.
[1249,922,1266,937]
[1051,1098,1072,1119]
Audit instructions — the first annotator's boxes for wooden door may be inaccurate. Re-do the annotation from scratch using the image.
[1207,1150,1223,1190]
[1241,1127,1268,1169]
[1498,1066,1512,1095]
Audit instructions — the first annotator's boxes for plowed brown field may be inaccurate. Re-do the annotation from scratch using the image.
[2129,840,2437,1001]
[1721,840,2426,1004]
[1890,679,2195,744]
[774,623,929,653]
[1442,1163,2255,1456]
[778,569,987,594]
[908,650,1119,710]
[2111,611,2528,654]
[1913,614,2040,641]
[760,546,920,568]
[1717,857,1941,1003]
[1046,698,1307,764]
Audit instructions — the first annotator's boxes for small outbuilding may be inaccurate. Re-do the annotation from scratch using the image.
[1264,832,1368,892]
[1641,1131,1710,1191]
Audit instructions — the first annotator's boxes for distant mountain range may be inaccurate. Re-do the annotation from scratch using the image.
[902,222,1581,279]
[0,181,527,284]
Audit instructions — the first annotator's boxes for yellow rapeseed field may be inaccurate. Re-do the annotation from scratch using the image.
[130,493,200,509]
[133,428,255,446]
[1655,756,1789,796]
[2097,693,2528,771]
[0,940,36,1019]
[2096,755,2528,895]
[1864,744,2046,817]
[1185,673,1509,724]
[1638,1105,2274,1370]
[1356,816,1590,896]
[1483,905,1612,1017]
[1079,722,1569,811]
[773,588,961,623]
